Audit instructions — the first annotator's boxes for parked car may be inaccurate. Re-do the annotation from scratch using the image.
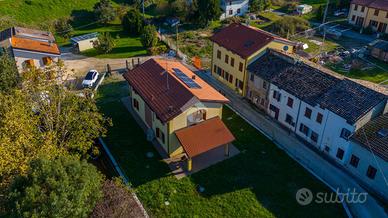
[82,70,99,88]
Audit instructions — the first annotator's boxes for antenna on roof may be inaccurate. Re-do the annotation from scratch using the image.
[161,53,171,90]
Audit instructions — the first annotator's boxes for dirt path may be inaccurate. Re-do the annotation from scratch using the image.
[61,50,157,78]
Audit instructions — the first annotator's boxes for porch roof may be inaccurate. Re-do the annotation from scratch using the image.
[175,117,235,158]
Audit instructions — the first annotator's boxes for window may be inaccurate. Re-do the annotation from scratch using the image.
[304,107,312,119]
[269,104,278,112]
[370,20,378,27]
[229,9,233,15]
[354,4,358,11]
[239,62,244,72]
[238,80,243,90]
[225,54,229,64]
[217,66,222,76]
[237,8,241,14]
[310,131,318,143]
[161,132,165,143]
[229,74,233,83]
[386,12,388,18]
[285,114,294,126]
[213,65,217,74]
[374,9,379,16]
[42,57,52,65]
[133,99,139,110]
[352,15,356,21]
[366,166,377,179]
[273,90,281,101]
[217,50,221,59]
[250,74,254,82]
[361,6,365,12]
[224,71,229,81]
[340,128,351,140]
[263,81,267,89]
[336,148,344,160]
[299,123,309,136]
[287,97,293,108]
[24,59,35,68]
[231,58,235,67]
[316,113,323,124]
[350,155,360,168]
[156,128,160,138]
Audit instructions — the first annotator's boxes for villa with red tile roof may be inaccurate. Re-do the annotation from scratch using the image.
[123,58,235,171]
[210,23,297,96]
[0,27,60,72]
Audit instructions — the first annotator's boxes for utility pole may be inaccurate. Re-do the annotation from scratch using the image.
[318,0,330,60]
[142,0,145,18]
[176,24,179,56]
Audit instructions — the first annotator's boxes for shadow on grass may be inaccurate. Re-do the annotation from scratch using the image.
[96,80,171,187]
[188,107,346,218]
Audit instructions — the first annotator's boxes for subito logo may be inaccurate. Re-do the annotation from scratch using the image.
[296,188,313,206]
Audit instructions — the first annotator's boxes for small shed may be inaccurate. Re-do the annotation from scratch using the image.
[70,32,99,52]
[368,39,388,62]
[296,4,313,15]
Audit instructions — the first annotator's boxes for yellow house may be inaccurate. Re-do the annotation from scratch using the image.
[210,23,296,96]
[123,58,235,171]
[348,0,388,33]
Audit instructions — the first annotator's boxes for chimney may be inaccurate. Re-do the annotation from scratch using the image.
[192,75,196,80]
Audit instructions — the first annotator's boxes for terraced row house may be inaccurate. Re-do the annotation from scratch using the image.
[246,49,388,200]
[348,0,388,33]
[210,23,297,96]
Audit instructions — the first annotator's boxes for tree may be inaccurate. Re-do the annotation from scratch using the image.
[94,0,117,24]
[0,51,20,93]
[122,8,144,36]
[316,5,324,22]
[8,156,104,218]
[91,179,142,218]
[195,0,221,27]
[0,62,110,186]
[270,16,310,38]
[94,32,115,54]
[54,17,73,39]
[250,0,260,12]
[140,25,158,49]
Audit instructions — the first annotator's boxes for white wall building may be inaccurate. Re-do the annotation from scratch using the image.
[248,49,387,164]
[0,26,60,72]
[71,32,99,52]
[346,114,388,201]
[220,0,249,20]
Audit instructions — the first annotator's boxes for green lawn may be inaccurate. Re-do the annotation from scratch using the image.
[96,76,346,217]
[0,0,148,59]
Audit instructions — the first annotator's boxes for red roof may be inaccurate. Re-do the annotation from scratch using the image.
[352,0,388,10]
[123,59,229,123]
[210,23,295,59]
[175,117,235,158]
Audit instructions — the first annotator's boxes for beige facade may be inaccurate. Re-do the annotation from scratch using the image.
[348,3,388,33]
[211,41,294,97]
[130,85,224,157]
[246,74,270,111]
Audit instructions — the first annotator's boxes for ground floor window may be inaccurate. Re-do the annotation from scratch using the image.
[366,166,377,179]
[336,148,344,160]
[310,131,318,143]
[349,155,360,168]
[133,99,139,110]
[299,123,309,136]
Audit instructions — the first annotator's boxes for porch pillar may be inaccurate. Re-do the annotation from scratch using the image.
[187,158,192,172]
[224,144,230,156]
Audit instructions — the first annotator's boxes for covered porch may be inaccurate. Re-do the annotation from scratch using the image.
[167,117,239,179]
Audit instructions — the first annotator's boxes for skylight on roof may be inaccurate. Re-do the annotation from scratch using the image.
[172,68,201,89]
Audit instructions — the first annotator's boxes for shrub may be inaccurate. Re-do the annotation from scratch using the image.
[94,32,115,54]
[54,17,73,39]
[93,0,116,24]
[122,8,144,36]
[270,16,310,38]
[140,25,159,49]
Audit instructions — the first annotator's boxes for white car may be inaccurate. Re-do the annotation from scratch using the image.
[82,70,99,88]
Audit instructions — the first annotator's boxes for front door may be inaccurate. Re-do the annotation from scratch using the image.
[145,104,153,128]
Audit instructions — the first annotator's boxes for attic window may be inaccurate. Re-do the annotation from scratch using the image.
[377,128,388,138]
[244,40,254,48]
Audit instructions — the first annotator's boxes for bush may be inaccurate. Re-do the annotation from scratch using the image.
[140,25,159,49]
[94,0,116,24]
[94,32,115,54]
[270,16,310,38]
[54,17,73,39]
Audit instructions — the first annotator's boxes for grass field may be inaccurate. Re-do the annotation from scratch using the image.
[0,0,148,59]
[95,76,346,218]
